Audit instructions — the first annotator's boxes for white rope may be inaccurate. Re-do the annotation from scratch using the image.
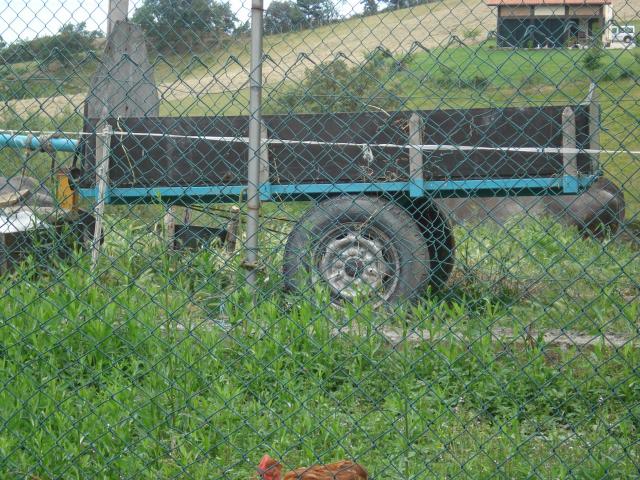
[2,128,640,156]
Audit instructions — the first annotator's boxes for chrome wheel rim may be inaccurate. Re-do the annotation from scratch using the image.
[314,224,400,301]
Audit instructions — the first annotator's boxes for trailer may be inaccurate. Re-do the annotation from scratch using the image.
[55,94,597,303]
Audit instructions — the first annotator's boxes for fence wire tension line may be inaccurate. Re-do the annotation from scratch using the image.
[0,0,638,477]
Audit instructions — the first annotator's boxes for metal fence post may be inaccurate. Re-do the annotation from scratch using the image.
[244,0,264,292]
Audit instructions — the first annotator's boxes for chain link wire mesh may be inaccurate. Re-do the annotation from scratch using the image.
[0,0,638,477]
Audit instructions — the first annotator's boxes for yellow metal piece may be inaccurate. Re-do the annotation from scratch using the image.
[56,170,78,212]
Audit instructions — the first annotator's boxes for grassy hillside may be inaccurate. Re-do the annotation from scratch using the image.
[3,0,640,113]
[3,0,495,117]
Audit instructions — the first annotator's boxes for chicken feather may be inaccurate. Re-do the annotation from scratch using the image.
[257,455,367,480]
[283,460,368,480]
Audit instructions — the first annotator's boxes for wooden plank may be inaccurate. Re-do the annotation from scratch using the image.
[259,120,270,189]
[0,233,6,275]
[160,318,638,351]
[587,83,601,174]
[562,106,578,177]
[225,206,241,253]
[164,207,177,250]
[91,124,112,270]
[408,113,423,195]
[335,325,638,350]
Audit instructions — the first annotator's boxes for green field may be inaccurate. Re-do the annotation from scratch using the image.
[1,212,638,478]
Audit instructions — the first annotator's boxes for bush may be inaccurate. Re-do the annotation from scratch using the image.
[433,64,490,91]
[269,48,403,113]
[463,28,480,42]
[521,72,544,87]
[602,67,636,81]
[582,46,605,71]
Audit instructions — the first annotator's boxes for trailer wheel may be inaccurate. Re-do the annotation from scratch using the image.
[404,199,455,290]
[283,196,430,304]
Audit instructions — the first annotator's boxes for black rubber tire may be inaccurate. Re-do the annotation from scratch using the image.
[418,203,455,290]
[623,35,632,44]
[401,198,455,290]
[283,196,430,304]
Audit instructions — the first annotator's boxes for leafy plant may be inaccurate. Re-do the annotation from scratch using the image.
[582,46,605,71]
[0,215,638,478]
[269,48,403,113]
[463,28,480,41]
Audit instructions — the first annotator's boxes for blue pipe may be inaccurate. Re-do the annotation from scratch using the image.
[0,133,79,153]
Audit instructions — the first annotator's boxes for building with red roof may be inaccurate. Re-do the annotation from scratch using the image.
[485,0,613,47]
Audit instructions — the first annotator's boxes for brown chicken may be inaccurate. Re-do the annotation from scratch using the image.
[257,454,368,480]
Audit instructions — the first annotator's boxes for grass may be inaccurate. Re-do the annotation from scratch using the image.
[0,212,638,478]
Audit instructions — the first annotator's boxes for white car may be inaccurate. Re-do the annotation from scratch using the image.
[611,25,636,44]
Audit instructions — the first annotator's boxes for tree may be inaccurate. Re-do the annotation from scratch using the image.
[50,23,101,65]
[296,0,338,27]
[132,0,236,52]
[0,23,101,65]
[265,1,306,34]
[362,0,378,15]
[383,0,423,9]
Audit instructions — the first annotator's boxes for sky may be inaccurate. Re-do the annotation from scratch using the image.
[0,0,260,43]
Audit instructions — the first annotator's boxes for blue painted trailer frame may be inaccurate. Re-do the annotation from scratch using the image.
[76,175,597,205]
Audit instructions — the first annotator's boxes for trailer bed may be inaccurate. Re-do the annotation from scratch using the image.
[78,104,599,203]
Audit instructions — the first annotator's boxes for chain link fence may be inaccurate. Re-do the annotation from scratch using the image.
[1,0,639,477]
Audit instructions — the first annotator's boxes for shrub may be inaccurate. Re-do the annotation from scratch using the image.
[602,67,636,81]
[463,28,480,42]
[582,46,605,71]
[269,49,403,113]
[433,65,490,91]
